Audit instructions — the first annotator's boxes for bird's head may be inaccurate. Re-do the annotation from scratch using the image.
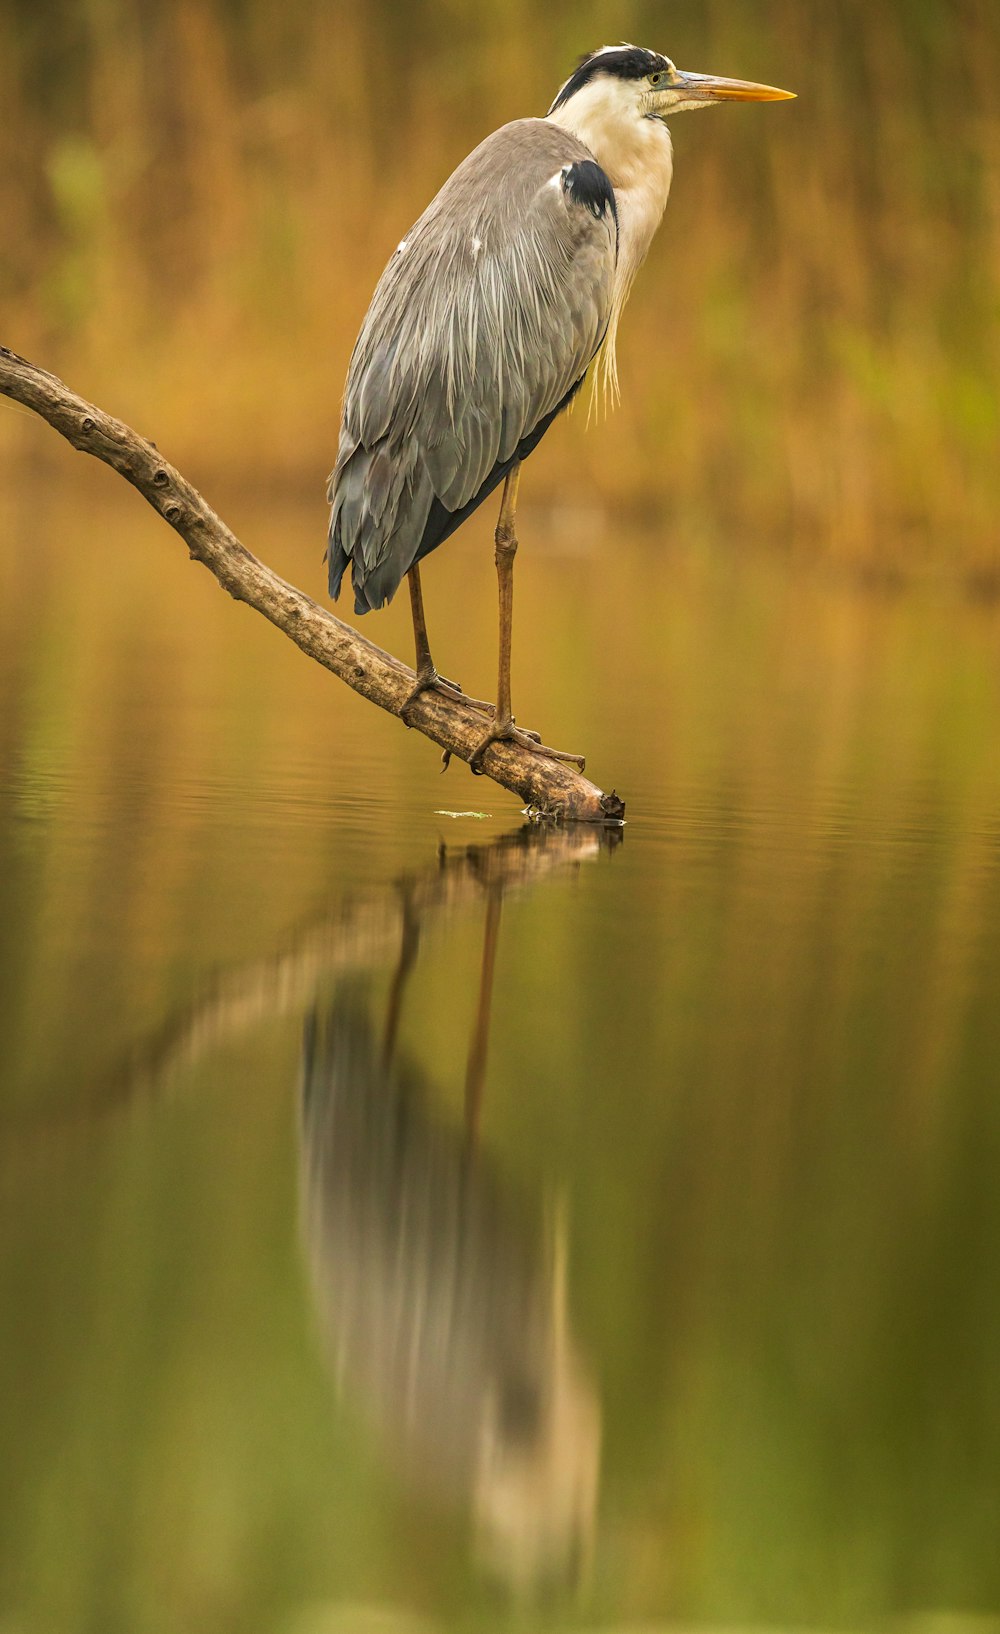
[548,44,795,127]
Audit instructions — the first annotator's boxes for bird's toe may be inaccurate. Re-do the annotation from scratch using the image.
[468,718,585,774]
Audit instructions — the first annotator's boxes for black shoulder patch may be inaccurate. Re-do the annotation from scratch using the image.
[561,161,618,231]
[549,46,669,112]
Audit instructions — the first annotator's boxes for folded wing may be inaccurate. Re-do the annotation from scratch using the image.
[328,118,617,613]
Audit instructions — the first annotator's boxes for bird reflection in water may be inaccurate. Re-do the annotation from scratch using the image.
[300,838,603,1595]
[5,822,606,1594]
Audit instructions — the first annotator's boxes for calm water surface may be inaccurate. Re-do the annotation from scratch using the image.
[1,474,999,1633]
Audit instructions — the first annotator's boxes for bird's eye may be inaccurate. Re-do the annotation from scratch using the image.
[649,71,665,86]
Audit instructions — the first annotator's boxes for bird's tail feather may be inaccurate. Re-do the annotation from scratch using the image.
[327,442,434,613]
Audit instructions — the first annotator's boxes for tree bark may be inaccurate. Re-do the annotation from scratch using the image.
[0,346,625,823]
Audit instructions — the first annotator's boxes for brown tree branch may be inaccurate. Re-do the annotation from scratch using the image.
[0,346,625,822]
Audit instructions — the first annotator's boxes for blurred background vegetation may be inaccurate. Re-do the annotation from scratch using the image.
[1,0,998,578]
[5,12,1000,1629]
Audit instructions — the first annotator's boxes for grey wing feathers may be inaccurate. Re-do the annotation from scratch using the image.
[328,119,616,613]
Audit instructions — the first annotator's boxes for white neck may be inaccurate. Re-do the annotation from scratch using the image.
[546,79,674,404]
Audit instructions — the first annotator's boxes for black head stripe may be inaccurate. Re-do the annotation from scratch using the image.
[549,46,669,112]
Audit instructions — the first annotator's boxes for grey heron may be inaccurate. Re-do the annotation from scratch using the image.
[327,45,794,772]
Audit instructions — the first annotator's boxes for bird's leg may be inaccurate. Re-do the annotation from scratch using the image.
[400,564,491,720]
[469,464,586,774]
[403,564,458,698]
[495,468,518,730]
[381,890,420,1068]
[463,884,502,1159]
[469,466,520,771]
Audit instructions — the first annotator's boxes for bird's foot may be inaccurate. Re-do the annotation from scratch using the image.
[401,666,491,724]
[468,715,586,775]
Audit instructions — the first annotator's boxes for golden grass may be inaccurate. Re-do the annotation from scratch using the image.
[2,0,999,572]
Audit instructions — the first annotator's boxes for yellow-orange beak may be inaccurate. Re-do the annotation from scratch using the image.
[676,70,796,102]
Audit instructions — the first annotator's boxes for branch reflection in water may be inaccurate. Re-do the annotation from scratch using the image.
[3,823,612,1599]
[300,828,606,1595]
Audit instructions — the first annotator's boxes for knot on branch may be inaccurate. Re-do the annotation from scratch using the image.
[600,789,626,822]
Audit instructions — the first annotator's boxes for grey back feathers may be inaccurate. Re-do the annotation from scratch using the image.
[328,119,617,614]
